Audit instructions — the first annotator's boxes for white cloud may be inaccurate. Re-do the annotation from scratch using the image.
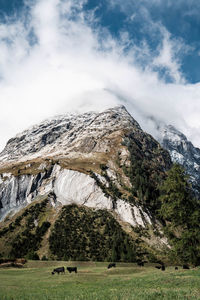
[152,29,183,83]
[0,0,199,152]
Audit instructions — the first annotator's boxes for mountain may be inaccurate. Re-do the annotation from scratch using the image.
[0,106,173,261]
[0,105,171,220]
[159,124,200,198]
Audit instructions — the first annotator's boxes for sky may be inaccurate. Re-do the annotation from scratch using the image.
[0,0,200,151]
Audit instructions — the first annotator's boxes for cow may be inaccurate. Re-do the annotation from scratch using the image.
[15,258,27,265]
[175,266,178,270]
[155,265,162,269]
[183,264,190,269]
[66,267,77,273]
[107,263,116,269]
[161,265,165,271]
[137,261,144,267]
[51,267,65,275]
[155,265,165,270]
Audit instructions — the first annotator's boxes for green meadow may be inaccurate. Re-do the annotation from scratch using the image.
[0,261,200,300]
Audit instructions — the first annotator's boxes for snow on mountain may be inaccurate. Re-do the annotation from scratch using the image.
[0,105,140,164]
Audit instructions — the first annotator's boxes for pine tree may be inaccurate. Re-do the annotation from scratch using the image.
[159,164,200,265]
[159,164,195,228]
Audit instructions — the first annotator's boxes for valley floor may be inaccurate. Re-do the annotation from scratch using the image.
[0,261,200,300]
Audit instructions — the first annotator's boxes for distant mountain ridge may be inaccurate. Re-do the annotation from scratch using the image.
[159,124,200,198]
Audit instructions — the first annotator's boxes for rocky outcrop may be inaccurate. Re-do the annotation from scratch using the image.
[0,170,51,220]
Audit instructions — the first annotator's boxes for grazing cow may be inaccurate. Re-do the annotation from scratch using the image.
[67,267,77,273]
[155,265,162,269]
[15,258,27,265]
[137,261,144,267]
[175,266,178,270]
[52,267,65,275]
[183,264,190,269]
[107,263,116,269]
[161,265,165,271]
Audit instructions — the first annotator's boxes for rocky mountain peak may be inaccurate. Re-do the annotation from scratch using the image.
[0,105,140,165]
[162,125,187,143]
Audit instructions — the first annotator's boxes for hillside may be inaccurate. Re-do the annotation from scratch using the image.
[0,198,156,262]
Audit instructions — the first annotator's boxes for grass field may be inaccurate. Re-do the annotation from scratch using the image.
[0,261,200,300]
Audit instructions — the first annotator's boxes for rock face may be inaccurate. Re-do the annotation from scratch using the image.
[0,165,150,227]
[0,106,171,230]
[159,125,200,197]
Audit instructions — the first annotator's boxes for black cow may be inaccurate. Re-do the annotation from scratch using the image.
[175,266,178,270]
[67,267,77,273]
[52,267,65,275]
[137,261,144,267]
[161,265,165,271]
[108,263,116,269]
[155,265,162,269]
[183,264,190,269]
